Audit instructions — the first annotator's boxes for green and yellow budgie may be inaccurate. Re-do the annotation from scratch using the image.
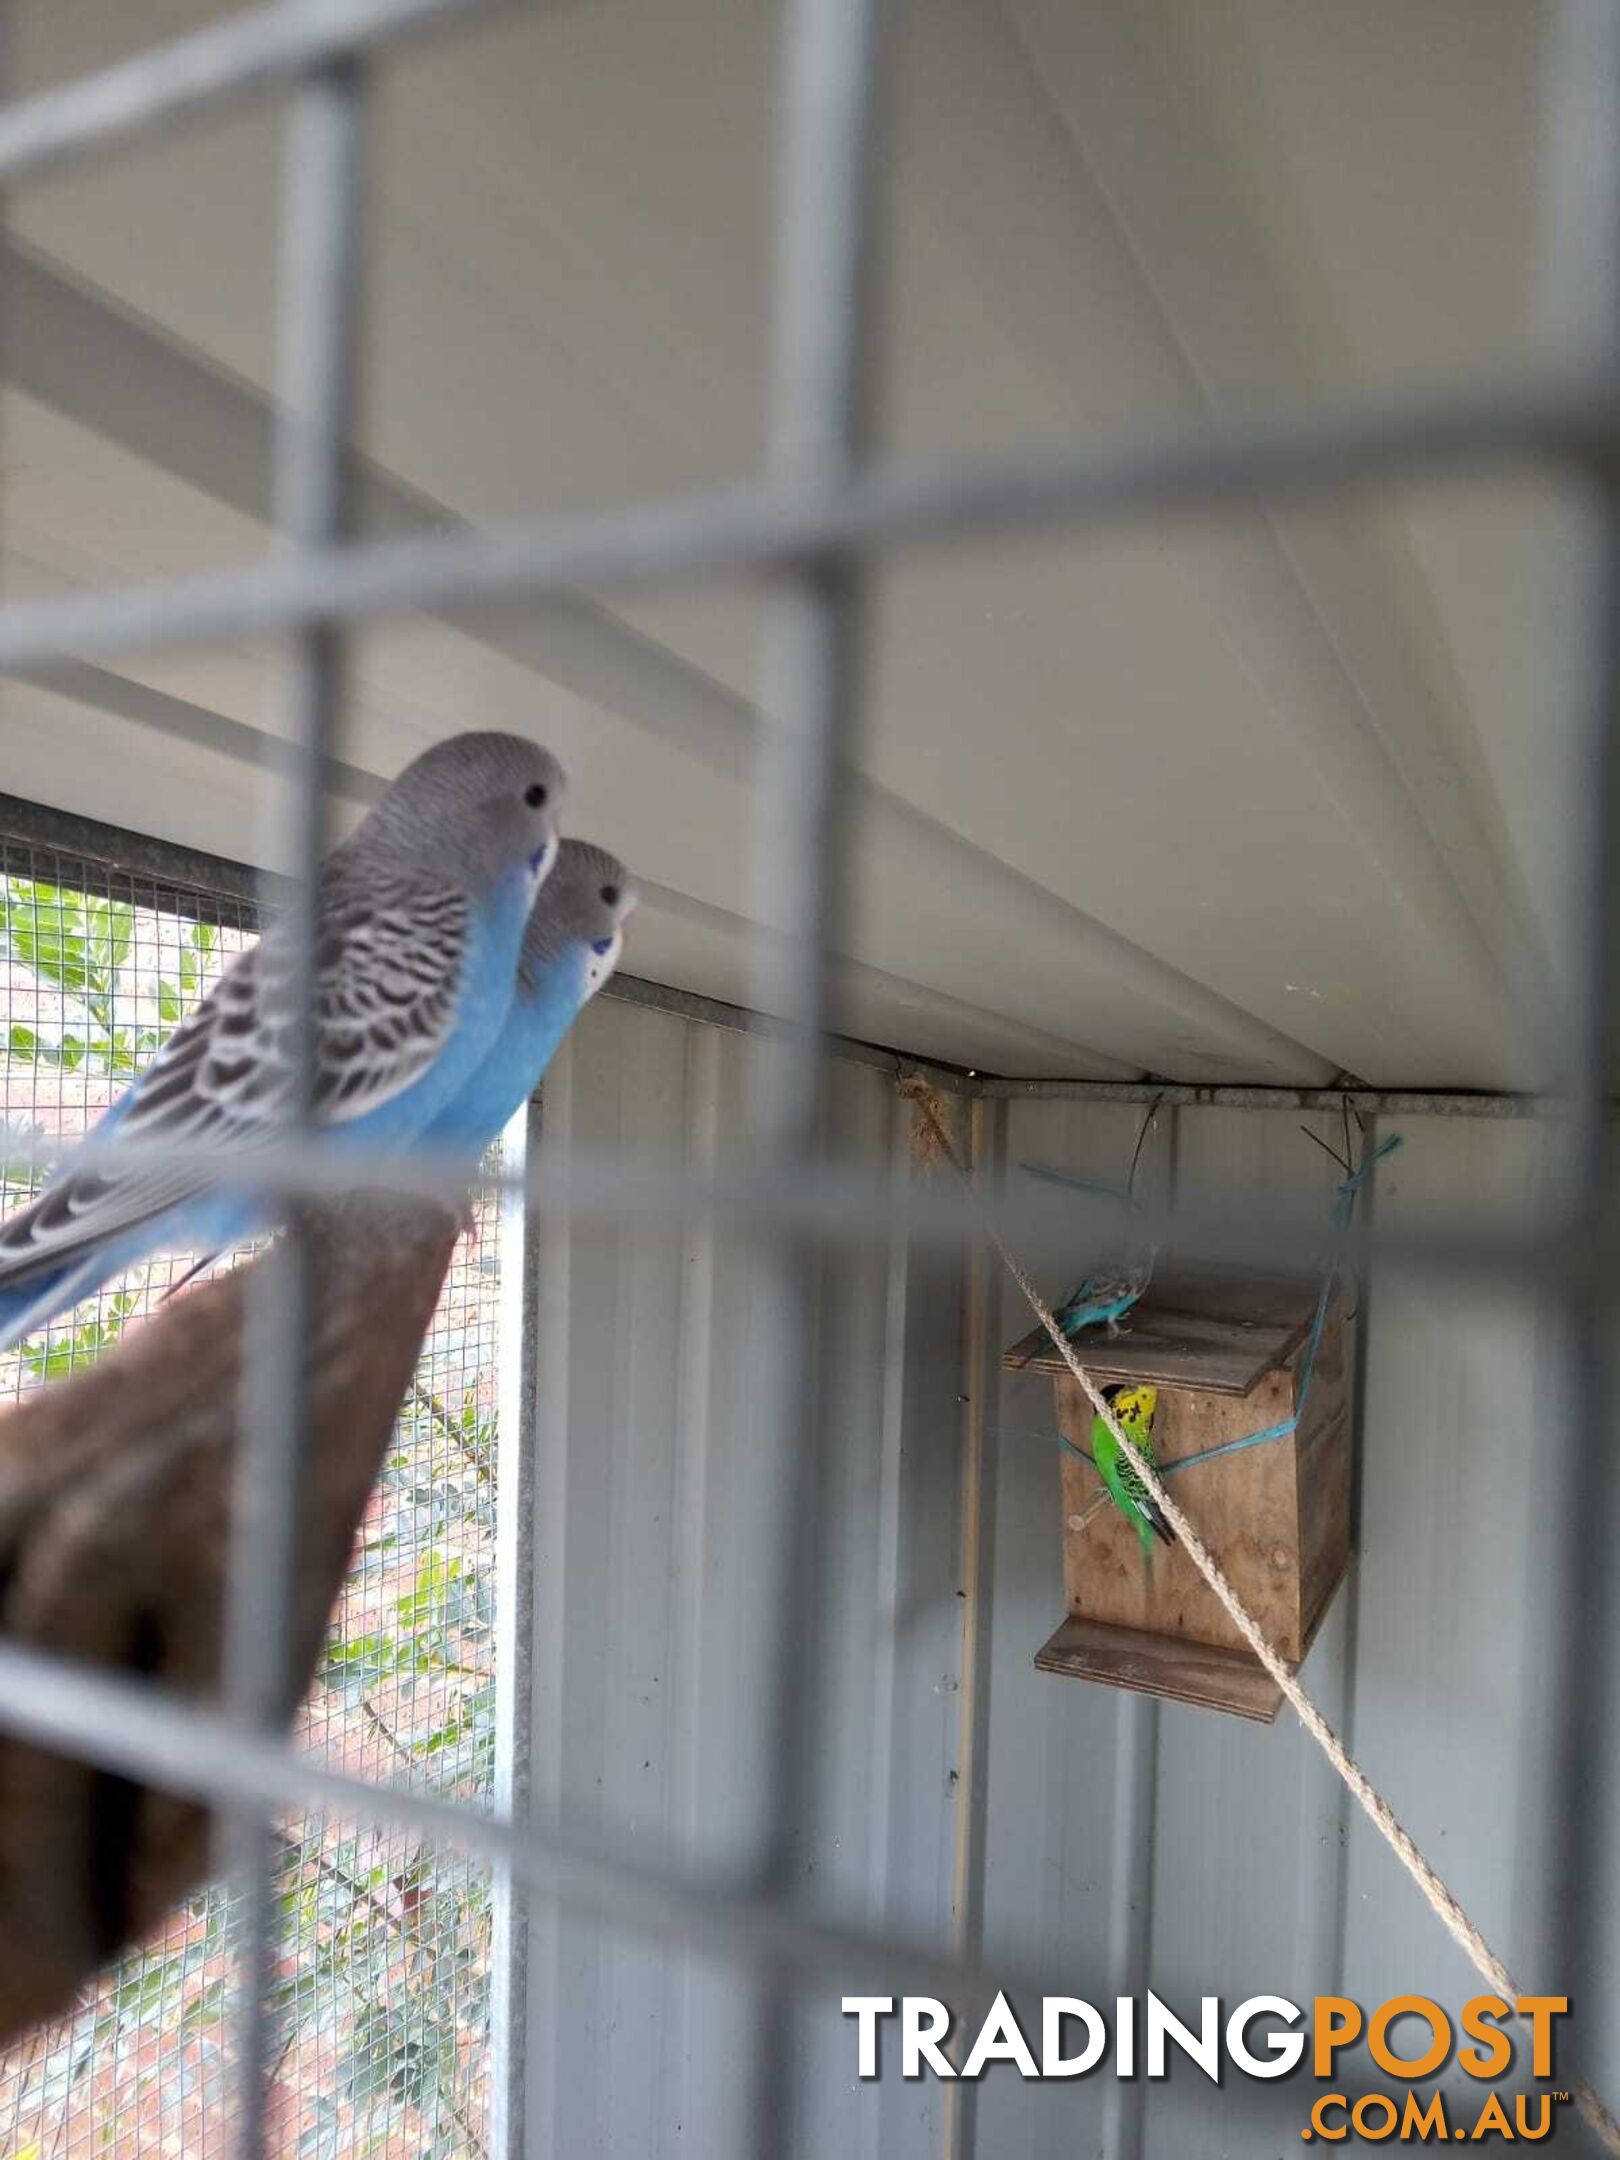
[1091,1383,1175,1557]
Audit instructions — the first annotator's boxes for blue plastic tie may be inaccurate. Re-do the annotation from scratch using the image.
[1162,1418,1298,1475]
[1019,1163,1132,1207]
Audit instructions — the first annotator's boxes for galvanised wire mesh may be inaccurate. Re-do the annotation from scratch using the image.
[0,832,503,2159]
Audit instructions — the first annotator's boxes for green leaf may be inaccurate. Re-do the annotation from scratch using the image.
[100,1026,156,1076]
[81,894,133,1007]
[394,1550,461,1627]
[1,883,91,999]
[178,1976,230,2035]
[324,1633,384,1670]
[18,1291,140,1382]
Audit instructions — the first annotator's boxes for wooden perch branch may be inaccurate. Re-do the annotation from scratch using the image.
[0,1193,461,2043]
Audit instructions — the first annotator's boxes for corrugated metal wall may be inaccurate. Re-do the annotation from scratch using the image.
[513,992,968,2160]
[511,1000,1601,2157]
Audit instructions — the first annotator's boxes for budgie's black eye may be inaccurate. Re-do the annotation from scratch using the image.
[600,883,620,907]
[524,782,548,808]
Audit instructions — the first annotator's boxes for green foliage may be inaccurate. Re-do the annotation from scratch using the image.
[0,879,216,1077]
[343,2003,460,2110]
[16,1292,139,1386]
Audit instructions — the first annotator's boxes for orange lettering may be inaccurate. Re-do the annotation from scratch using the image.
[1459,1997,1512,2078]
[1351,2094,1398,2139]
[1401,2092,1449,2141]
[1472,2092,1513,2137]
[1310,2094,1349,2141]
[1514,1997,1568,2080]
[1367,1997,1451,2080]
[1516,2095,1555,2142]
[1313,1998,1362,2077]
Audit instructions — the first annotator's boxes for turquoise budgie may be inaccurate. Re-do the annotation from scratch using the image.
[421,840,637,1151]
[1053,1250,1155,1340]
[1091,1383,1174,1556]
[0,731,564,1354]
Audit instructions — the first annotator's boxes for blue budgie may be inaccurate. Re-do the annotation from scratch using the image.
[1053,1247,1156,1341]
[137,839,632,1311]
[422,839,637,1154]
[0,730,565,1355]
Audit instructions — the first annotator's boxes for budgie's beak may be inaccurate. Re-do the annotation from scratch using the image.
[585,929,624,998]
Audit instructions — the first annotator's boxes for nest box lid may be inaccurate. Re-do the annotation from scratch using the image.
[1001,1263,1321,1397]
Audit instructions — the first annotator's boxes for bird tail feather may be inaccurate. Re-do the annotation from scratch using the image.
[0,1254,118,1360]
[161,1249,223,1304]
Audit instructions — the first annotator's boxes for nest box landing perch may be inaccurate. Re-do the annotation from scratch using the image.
[1004,1265,1352,1723]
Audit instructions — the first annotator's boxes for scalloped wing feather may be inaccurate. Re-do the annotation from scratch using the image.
[0,869,470,1290]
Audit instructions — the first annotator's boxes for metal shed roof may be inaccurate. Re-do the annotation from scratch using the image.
[0,0,1566,1088]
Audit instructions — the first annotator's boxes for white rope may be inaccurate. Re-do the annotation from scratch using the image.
[900,1078,1618,2153]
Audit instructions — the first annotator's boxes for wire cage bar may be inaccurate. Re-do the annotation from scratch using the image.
[0,0,1614,2153]
[218,27,370,2159]
[1541,0,1620,2067]
[0,379,1609,680]
[744,0,882,2144]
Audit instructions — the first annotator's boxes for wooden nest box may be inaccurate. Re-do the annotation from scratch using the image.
[1003,1266,1352,1723]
